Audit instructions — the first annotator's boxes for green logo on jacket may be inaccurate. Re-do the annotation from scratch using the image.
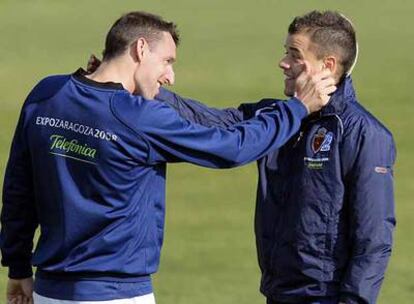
[49,134,97,163]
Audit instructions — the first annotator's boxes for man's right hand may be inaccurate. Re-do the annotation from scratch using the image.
[294,62,337,114]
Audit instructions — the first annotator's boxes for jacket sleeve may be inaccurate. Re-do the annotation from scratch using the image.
[238,98,286,119]
[0,107,38,279]
[156,88,243,127]
[156,88,287,128]
[340,123,396,304]
[114,96,307,168]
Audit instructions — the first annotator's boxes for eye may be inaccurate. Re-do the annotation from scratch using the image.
[284,50,299,60]
[165,58,175,65]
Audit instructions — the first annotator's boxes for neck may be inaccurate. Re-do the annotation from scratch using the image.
[86,56,136,93]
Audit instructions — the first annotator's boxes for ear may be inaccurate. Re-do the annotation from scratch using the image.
[134,37,149,62]
[323,56,337,74]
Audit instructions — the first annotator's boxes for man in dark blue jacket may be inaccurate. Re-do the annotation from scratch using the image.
[0,11,335,304]
[155,11,396,304]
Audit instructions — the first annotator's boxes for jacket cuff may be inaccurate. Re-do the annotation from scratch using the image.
[8,262,33,279]
[340,293,365,304]
[286,97,309,118]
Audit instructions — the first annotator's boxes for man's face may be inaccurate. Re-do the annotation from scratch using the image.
[279,32,325,97]
[134,31,176,99]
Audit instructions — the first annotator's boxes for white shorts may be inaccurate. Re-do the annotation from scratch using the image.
[33,292,156,304]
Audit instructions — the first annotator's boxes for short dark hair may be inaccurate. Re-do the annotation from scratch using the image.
[288,11,357,77]
[102,11,180,61]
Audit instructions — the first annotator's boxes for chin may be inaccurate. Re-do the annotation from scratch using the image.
[148,88,159,100]
[284,89,294,97]
[283,81,295,97]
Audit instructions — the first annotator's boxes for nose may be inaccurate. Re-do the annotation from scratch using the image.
[279,56,290,70]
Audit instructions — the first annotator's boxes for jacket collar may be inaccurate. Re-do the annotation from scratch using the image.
[320,76,356,116]
[72,68,125,90]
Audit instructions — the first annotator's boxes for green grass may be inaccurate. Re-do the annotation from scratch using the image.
[0,0,413,303]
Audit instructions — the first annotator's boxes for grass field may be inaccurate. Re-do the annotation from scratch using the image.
[0,0,413,303]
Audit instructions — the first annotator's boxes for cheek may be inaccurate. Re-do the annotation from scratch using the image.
[139,62,153,78]
[290,62,304,77]
[151,62,164,76]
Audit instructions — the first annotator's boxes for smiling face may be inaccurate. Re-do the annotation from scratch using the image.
[134,31,177,99]
[279,32,326,97]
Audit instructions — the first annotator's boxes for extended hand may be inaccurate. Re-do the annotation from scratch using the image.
[294,61,337,114]
[7,278,33,304]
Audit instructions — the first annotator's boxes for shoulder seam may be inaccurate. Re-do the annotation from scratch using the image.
[109,92,152,164]
[26,75,70,105]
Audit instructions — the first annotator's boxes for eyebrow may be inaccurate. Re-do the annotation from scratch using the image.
[284,45,301,54]
[284,44,303,58]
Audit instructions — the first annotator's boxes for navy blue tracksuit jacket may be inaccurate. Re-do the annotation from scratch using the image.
[157,77,396,304]
[0,70,307,301]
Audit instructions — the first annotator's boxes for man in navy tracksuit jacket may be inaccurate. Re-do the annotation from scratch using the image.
[156,11,396,304]
[0,12,335,303]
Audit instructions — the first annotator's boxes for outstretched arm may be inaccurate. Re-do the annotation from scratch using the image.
[114,67,335,167]
[156,62,334,126]
[113,95,308,168]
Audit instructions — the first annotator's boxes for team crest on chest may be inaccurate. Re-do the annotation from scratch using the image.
[311,127,334,154]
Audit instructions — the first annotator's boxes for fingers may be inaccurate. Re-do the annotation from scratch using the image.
[296,61,334,86]
[312,68,334,81]
[306,69,336,99]
[294,68,338,113]
[315,77,336,95]
[323,84,337,96]
[7,278,34,304]
[316,83,337,107]
[320,68,334,80]
[7,294,32,304]
[7,298,16,304]
[16,295,32,304]
[10,295,21,304]
[295,61,333,99]
[24,296,33,304]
